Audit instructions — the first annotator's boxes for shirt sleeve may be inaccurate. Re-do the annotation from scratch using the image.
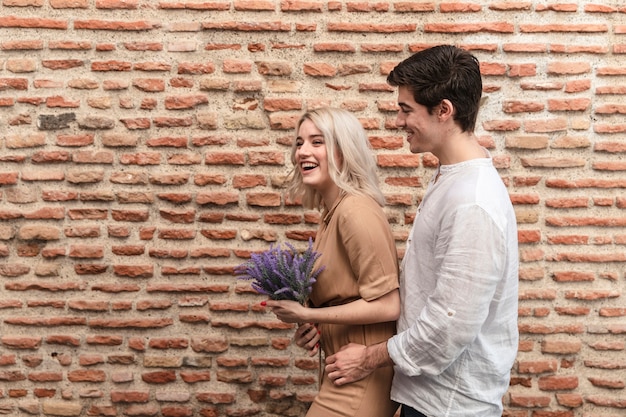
[388,204,507,376]
[336,197,400,301]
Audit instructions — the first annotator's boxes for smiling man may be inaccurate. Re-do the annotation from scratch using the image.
[324,45,520,417]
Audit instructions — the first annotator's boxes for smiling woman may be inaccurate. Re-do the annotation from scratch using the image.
[294,118,339,206]
[288,108,386,211]
[262,107,401,417]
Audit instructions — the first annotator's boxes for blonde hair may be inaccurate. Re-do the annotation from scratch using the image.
[287,107,385,210]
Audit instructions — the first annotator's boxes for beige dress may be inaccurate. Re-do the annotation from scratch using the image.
[306,193,400,417]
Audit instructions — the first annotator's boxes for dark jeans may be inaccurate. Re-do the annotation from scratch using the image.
[400,405,428,417]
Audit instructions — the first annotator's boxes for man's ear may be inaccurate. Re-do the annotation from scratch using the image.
[438,99,454,120]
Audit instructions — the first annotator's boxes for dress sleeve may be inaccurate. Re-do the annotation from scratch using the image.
[336,197,399,301]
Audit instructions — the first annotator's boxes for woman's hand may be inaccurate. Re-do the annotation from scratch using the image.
[262,301,320,356]
[264,300,309,323]
[295,323,321,357]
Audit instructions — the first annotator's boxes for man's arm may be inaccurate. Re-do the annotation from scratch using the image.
[324,341,394,386]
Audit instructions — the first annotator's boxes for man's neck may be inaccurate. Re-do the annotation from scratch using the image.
[436,133,486,165]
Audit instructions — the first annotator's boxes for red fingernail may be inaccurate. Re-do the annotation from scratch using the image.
[260,301,267,306]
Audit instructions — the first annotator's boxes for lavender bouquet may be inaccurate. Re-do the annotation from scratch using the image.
[235,238,324,305]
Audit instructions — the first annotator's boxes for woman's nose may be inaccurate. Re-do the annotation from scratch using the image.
[298,141,312,155]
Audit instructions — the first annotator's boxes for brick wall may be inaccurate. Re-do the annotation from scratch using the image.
[1,1,625,416]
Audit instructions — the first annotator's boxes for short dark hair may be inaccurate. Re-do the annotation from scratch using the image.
[387,45,482,132]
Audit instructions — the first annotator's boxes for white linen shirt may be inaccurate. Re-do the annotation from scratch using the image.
[387,155,519,417]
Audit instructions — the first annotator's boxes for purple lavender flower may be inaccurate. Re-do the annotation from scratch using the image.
[235,238,324,305]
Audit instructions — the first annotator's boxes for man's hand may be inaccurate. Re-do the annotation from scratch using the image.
[324,343,373,386]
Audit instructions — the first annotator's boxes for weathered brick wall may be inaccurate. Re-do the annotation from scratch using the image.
[0,1,625,416]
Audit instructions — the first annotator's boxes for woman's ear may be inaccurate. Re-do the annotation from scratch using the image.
[334,151,344,170]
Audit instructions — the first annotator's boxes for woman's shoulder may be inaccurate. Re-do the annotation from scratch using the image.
[341,192,380,207]
[336,193,385,218]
